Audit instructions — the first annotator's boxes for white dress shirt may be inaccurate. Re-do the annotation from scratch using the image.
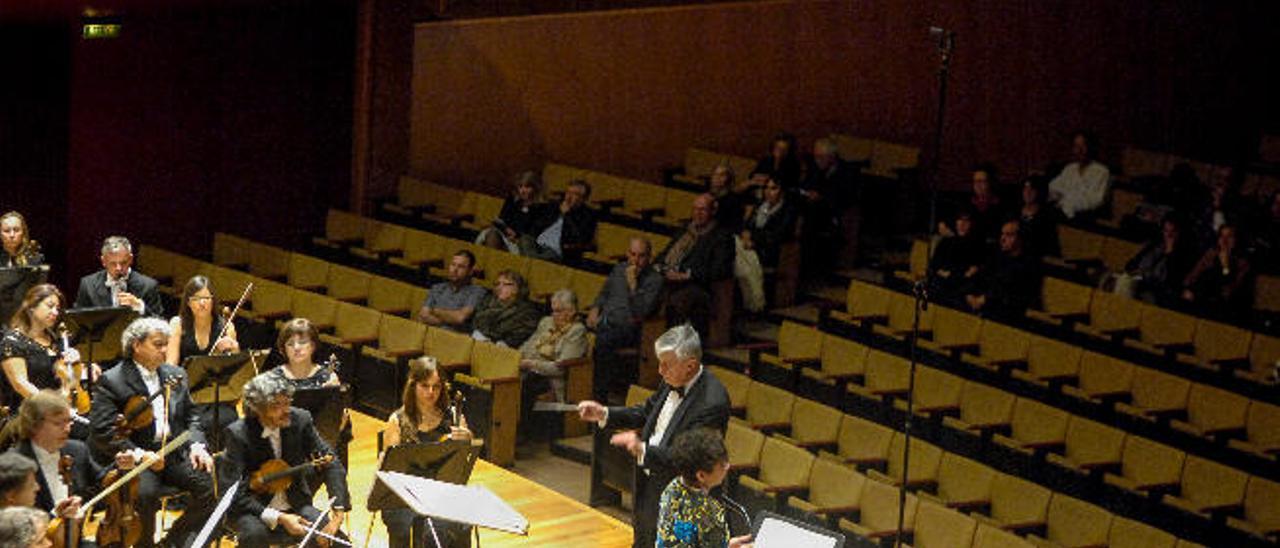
[1049,161,1111,218]
[32,444,69,504]
[259,426,292,528]
[133,362,169,442]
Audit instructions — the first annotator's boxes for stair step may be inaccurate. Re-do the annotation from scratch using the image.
[550,435,593,465]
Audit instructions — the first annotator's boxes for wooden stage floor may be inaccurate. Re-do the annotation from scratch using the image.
[330,411,634,547]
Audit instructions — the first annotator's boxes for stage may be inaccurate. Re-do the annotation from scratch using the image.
[335,411,634,547]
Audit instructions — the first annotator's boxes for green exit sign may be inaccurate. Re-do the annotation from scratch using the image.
[82,23,122,39]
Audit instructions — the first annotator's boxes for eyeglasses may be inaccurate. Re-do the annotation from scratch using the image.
[286,339,313,349]
[188,296,213,302]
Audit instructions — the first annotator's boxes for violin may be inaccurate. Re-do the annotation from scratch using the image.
[46,455,81,548]
[75,431,189,548]
[54,325,91,415]
[250,453,335,495]
[113,376,182,441]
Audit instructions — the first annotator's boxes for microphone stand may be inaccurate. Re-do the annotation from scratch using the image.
[895,26,953,548]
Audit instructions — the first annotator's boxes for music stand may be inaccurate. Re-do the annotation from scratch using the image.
[184,352,257,451]
[62,305,135,365]
[373,469,527,547]
[368,441,486,547]
[0,265,48,325]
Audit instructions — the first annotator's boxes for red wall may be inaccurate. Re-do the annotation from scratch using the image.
[403,0,1275,196]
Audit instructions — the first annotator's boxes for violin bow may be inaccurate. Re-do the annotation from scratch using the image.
[210,282,254,356]
[76,430,192,519]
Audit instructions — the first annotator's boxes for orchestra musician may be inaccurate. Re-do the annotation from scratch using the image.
[223,372,350,547]
[166,276,240,439]
[0,213,43,268]
[266,318,348,465]
[0,453,39,508]
[0,506,49,548]
[87,318,214,548]
[0,285,95,417]
[380,356,472,548]
[73,236,163,318]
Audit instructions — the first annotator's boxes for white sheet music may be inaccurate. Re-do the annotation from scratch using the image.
[754,516,841,548]
[376,471,528,535]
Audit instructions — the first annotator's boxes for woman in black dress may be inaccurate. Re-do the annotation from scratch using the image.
[0,284,68,408]
[0,212,43,268]
[166,275,239,365]
[381,356,473,547]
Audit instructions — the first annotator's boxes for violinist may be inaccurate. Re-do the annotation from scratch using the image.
[0,506,50,548]
[267,319,337,389]
[0,213,43,268]
[380,356,471,548]
[223,372,349,547]
[166,276,239,438]
[0,452,38,508]
[87,318,214,548]
[1,285,95,419]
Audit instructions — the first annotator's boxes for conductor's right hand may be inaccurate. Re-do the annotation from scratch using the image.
[577,401,605,422]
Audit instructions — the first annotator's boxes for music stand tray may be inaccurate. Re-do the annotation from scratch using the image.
[373,470,528,536]
[292,385,352,447]
[184,352,258,452]
[62,305,136,364]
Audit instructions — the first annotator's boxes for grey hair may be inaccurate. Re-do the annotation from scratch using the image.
[654,324,701,361]
[0,506,45,548]
[0,453,36,498]
[242,372,295,414]
[100,235,133,255]
[121,317,172,359]
[550,288,578,311]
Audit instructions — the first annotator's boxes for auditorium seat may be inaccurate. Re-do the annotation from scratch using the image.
[367,276,425,318]
[916,306,981,357]
[776,397,841,451]
[1175,318,1252,373]
[212,232,251,270]
[892,239,930,283]
[830,279,893,326]
[204,264,254,307]
[725,420,765,481]
[568,270,607,308]
[971,473,1050,534]
[1161,455,1248,518]
[652,187,698,227]
[386,229,446,273]
[1099,236,1143,274]
[383,175,441,214]
[361,314,426,363]
[425,326,475,372]
[454,341,522,466]
[1103,435,1185,496]
[582,171,625,208]
[871,290,935,341]
[312,209,366,250]
[1123,304,1196,356]
[348,220,406,262]
[971,522,1034,548]
[167,254,203,297]
[317,302,380,352]
[1073,291,1141,340]
[799,334,869,389]
[1026,277,1092,326]
[847,349,912,401]
[866,140,919,180]
[867,432,942,490]
[248,241,290,281]
[941,381,1015,437]
[1227,476,1280,540]
[821,414,893,470]
[708,366,749,416]
[1049,225,1103,268]
[838,477,918,540]
[755,321,823,387]
[786,455,865,528]
[832,134,874,165]
[744,381,795,433]
[1044,416,1124,474]
[992,398,1068,455]
[1107,516,1177,548]
[1169,383,1249,440]
[1061,351,1134,406]
[527,259,574,302]
[895,366,962,416]
[1097,189,1145,231]
[1115,366,1190,422]
[1025,494,1113,548]
[288,289,339,332]
[735,435,815,515]
[615,177,667,220]
[325,263,372,303]
[287,253,330,292]
[358,314,427,414]
[919,453,995,512]
[1227,400,1280,459]
[542,163,588,195]
[905,500,977,548]
[1008,334,1079,385]
[1237,333,1280,384]
[961,321,1031,372]
[479,249,531,290]
[242,279,292,322]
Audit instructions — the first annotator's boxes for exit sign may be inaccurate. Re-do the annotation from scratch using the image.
[82,23,122,39]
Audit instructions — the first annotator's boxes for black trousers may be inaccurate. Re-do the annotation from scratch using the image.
[383,508,471,548]
[137,453,215,548]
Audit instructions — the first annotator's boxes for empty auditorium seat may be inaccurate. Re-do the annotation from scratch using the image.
[830,279,893,325]
[972,473,1050,534]
[287,253,330,292]
[786,456,865,528]
[1073,291,1142,340]
[822,414,894,470]
[1103,435,1185,496]
[941,381,1015,436]
[1045,416,1124,474]
[387,229,446,273]
[1115,366,1190,422]
[312,209,366,249]
[1026,277,1092,326]
[1099,236,1143,274]
[961,321,1031,372]
[212,232,251,269]
[349,220,407,262]
[569,271,608,307]
[871,290,936,341]
[867,432,943,490]
[1061,351,1134,406]
[799,334,869,390]
[909,499,978,548]
[1161,455,1248,518]
[919,453,995,512]
[1176,319,1252,372]
[1237,334,1280,384]
[248,241,291,280]
[1169,383,1249,440]
[708,365,749,416]
[754,321,823,386]
[776,397,841,451]
[1107,516,1177,548]
[735,435,816,514]
[288,289,339,332]
[745,381,795,433]
[916,306,982,357]
[1227,400,1280,459]
[972,522,1034,548]
[992,398,1069,455]
[847,350,912,401]
[526,259,575,302]
[325,263,372,303]
[725,420,766,480]
[1025,493,1113,548]
[425,326,475,371]
[1123,304,1196,356]
[895,366,962,416]
[838,477,919,540]
[1227,476,1280,540]
[1008,334,1080,385]
[243,279,293,322]
[317,302,380,352]
[367,276,425,317]
[1049,225,1103,267]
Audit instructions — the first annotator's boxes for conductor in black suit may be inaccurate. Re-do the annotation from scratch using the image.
[578,324,731,548]
[223,372,350,547]
[73,235,164,317]
[88,317,215,548]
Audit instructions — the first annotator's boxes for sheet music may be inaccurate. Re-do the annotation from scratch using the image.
[754,516,840,548]
[192,481,239,548]
[376,471,528,535]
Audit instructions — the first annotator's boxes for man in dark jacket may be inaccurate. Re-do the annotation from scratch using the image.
[655,194,734,338]
[519,179,598,262]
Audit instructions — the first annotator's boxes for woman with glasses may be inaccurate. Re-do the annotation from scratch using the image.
[165,275,239,366]
[381,356,473,547]
[0,284,73,409]
[268,318,338,389]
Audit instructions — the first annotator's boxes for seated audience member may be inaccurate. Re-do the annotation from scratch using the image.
[588,238,664,401]
[1120,214,1198,306]
[471,270,541,348]
[1017,176,1061,258]
[754,132,801,188]
[418,250,488,333]
[1183,223,1253,318]
[799,138,858,272]
[965,220,1041,317]
[518,179,597,262]
[1193,166,1249,249]
[657,428,753,548]
[928,210,985,305]
[479,171,544,253]
[941,164,1005,242]
[0,506,48,548]
[0,212,43,268]
[656,194,735,339]
[519,288,588,433]
[0,453,38,508]
[74,235,164,317]
[742,175,800,269]
[1048,131,1111,219]
[708,163,749,233]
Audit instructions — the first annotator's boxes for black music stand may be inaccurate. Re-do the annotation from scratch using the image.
[292,385,352,457]
[62,305,135,365]
[368,441,486,548]
[0,265,48,324]
[185,352,256,451]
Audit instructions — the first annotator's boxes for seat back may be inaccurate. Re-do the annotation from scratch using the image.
[362,221,406,254]
[1061,416,1125,467]
[1244,401,1280,452]
[976,321,1031,363]
[425,326,474,367]
[399,229,447,266]
[470,341,521,380]
[863,350,911,394]
[1137,304,1196,347]
[836,414,894,463]
[1117,435,1185,490]
[1190,319,1251,362]
[621,179,667,215]
[913,500,977,548]
[288,253,330,290]
[213,232,251,267]
[777,321,823,362]
[819,335,869,378]
[1128,366,1191,414]
[1040,277,1092,317]
[930,306,982,348]
[867,140,919,179]
[247,279,293,319]
[857,478,918,532]
[806,458,865,510]
[1086,291,1141,332]
[569,271,608,308]
[332,301,380,342]
[1008,398,1069,447]
[1248,334,1280,380]
[289,290,339,329]
[846,280,892,319]
[1075,351,1134,399]
[935,453,995,507]
[989,473,1051,526]
[626,384,655,406]
[1242,476,1280,534]
[326,264,372,302]
[376,315,427,355]
[757,436,815,489]
[322,209,366,244]
[1100,237,1142,273]
[957,381,1015,428]
[542,163,588,195]
[1179,455,1249,511]
[367,277,421,316]
[885,433,942,486]
[527,259,575,302]
[789,398,841,447]
[913,366,963,412]
[248,241,291,279]
[1043,494,1113,547]
[725,420,766,471]
[1057,225,1104,262]
[746,381,796,430]
[886,291,935,333]
[1023,334,1081,380]
[1183,383,1249,434]
[1107,516,1176,548]
[972,522,1034,548]
[708,366,750,413]
[832,134,874,164]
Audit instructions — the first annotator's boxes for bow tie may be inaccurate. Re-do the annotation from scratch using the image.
[669,384,688,399]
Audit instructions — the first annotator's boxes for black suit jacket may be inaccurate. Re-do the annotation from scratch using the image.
[88,361,203,463]
[74,270,164,318]
[223,408,351,520]
[606,368,730,534]
[657,224,735,286]
[529,203,599,253]
[10,439,104,513]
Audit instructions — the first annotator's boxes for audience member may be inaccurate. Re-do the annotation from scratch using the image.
[74,235,164,317]
[588,237,664,401]
[707,163,749,233]
[418,250,488,333]
[940,164,1005,242]
[753,132,801,188]
[964,220,1041,318]
[479,170,545,253]
[518,179,597,261]
[1017,176,1061,258]
[928,210,985,305]
[1048,131,1111,219]
[798,137,859,272]
[518,288,588,437]
[742,175,800,269]
[1193,166,1249,250]
[1120,214,1198,306]
[656,194,735,339]
[471,270,542,348]
[1183,223,1253,318]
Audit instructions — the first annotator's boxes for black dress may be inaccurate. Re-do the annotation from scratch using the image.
[268,364,352,466]
[0,328,59,408]
[176,317,226,364]
[177,317,239,448]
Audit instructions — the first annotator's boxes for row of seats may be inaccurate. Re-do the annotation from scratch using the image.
[543,163,702,228]
[830,134,922,180]
[380,176,506,233]
[1118,145,1280,200]
[668,147,757,188]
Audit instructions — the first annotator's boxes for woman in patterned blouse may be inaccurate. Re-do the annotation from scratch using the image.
[656,428,753,548]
